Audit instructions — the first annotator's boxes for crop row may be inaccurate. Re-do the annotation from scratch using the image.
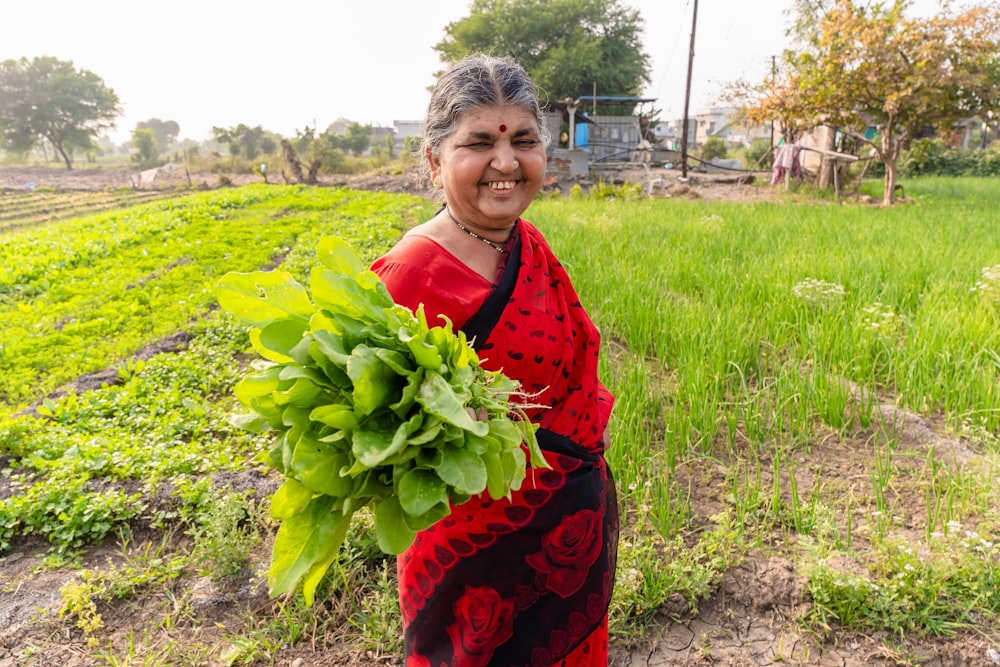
[0,189,178,232]
[0,184,430,410]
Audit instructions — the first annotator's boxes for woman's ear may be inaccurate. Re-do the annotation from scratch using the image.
[426,146,442,188]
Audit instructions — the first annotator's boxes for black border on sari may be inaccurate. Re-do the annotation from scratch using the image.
[460,231,522,352]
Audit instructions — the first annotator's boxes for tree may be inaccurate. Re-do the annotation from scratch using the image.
[731,0,1000,205]
[434,0,649,102]
[211,124,267,160]
[700,136,728,161]
[135,118,179,152]
[0,56,120,169]
[131,128,158,168]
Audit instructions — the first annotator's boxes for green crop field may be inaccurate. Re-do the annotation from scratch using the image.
[1,179,997,664]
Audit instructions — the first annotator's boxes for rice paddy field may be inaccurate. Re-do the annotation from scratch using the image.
[0,177,998,666]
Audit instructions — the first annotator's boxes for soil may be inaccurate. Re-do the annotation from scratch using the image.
[0,162,787,203]
[0,164,994,666]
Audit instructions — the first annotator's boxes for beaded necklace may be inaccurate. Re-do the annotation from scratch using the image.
[445,206,509,254]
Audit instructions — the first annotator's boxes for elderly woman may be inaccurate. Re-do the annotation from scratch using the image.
[371,54,618,667]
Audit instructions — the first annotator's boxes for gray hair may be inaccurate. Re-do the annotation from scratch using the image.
[419,54,549,170]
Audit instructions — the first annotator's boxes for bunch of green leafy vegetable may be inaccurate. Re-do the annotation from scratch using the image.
[217,236,546,605]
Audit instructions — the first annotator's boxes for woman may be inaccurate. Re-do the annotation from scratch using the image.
[371,54,618,667]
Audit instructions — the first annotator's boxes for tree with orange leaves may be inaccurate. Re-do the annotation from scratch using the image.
[728,0,1000,205]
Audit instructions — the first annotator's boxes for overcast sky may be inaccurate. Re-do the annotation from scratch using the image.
[4,0,941,144]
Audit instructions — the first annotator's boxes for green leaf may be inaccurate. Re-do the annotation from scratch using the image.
[501,446,527,494]
[309,404,358,430]
[269,478,314,520]
[397,468,449,517]
[390,367,424,418]
[416,371,488,436]
[310,267,392,321]
[315,236,367,275]
[251,318,309,363]
[401,500,451,533]
[347,345,401,416]
[234,366,283,402]
[290,433,354,497]
[274,377,324,408]
[482,449,506,499]
[373,496,417,554]
[299,524,347,606]
[217,271,315,327]
[268,494,353,606]
[398,318,444,371]
[351,420,408,468]
[227,412,272,433]
[406,416,443,446]
[435,443,488,496]
[375,347,414,376]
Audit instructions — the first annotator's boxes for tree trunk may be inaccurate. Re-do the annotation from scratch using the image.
[281,139,306,183]
[51,139,73,170]
[305,160,322,185]
[883,158,897,207]
[818,126,837,189]
[881,131,898,206]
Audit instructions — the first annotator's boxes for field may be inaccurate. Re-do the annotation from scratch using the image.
[1,172,999,666]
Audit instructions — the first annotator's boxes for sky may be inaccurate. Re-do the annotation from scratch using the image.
[3,0,941,145]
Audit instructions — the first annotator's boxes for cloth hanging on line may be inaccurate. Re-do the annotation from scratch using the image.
[771,144,802,185]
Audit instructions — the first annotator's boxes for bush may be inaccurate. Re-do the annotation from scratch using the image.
[899,138,1000,177]
[743,138,772,170]
[700,136,728,161]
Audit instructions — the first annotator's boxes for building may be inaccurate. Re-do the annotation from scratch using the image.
[659,107,770,151]
[393,120,424,155]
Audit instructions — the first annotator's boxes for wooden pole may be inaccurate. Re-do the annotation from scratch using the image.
[681,0,698,180]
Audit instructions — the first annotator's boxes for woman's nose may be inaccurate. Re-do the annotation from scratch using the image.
[492,144,518,172]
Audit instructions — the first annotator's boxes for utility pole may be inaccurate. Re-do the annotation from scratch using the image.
[680,0,698,180]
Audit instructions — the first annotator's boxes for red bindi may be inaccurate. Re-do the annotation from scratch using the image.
[499,124,507,133]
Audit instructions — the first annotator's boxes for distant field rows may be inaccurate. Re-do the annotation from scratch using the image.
[0,184,430,410]
[0,188,180,232]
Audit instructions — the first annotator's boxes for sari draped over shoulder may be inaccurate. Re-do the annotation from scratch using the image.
[371,219,618,667]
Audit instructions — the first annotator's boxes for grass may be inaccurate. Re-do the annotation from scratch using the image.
[528,178,1000,643]
[2,177,999,663]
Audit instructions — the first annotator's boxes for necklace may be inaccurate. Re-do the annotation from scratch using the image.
[445,206,508,254]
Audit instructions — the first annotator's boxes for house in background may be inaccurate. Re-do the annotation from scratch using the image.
[656,106,770,152]
[393,120,424,155]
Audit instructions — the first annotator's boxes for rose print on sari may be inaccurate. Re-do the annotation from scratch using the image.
[445,586,515,667]
[526,508,603,598]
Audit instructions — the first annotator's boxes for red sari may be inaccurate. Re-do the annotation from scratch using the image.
[371,219,618,667]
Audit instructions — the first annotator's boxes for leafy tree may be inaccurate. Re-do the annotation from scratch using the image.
[700,136,728,161]
[211,124,267,160]
[434,0,649,101]
[131,128,158,168]
[259,135,279,156]
[339,123,372,156]
[0,56,120,169]
[730,0,1000,205]
[135,118,179,152]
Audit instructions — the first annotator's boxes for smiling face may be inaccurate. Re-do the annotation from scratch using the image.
[429,104,547,235]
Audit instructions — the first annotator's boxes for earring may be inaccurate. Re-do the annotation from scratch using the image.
[432,175,442,188]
